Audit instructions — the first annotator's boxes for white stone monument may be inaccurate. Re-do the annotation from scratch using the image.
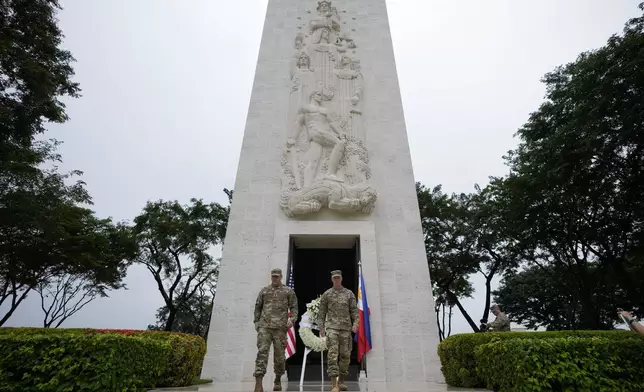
[202,0,443,387]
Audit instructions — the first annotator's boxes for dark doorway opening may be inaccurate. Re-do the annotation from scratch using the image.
[286,235,360,382]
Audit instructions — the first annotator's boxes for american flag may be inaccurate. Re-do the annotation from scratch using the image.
[285,265,297,359]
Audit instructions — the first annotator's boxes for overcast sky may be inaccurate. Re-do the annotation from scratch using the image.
[4,0,641,334]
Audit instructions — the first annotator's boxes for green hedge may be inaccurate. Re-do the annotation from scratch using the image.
[0,328,207,391]
[0,333,169,392]
[438,330,644,388]
[476,336,644,392]
[93,330,206,387]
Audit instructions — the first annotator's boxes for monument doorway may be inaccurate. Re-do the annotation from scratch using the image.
[286,235,361,382]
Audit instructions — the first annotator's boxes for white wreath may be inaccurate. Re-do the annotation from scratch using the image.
[298,297,327,352]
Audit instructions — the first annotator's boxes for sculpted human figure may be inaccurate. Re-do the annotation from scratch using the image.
[331,55,364,144]
[287,52,316,188]
[290,90,346,186]
[294,32,305,51]
[279,0,378,217]
[279,179,376,217]
[290,33,307,77]
[309,0,340,39]
[253,268,299,392]
[318,270,359,392]
[333,55,363,117]
[291,52,314,84]
[310,26,337,84]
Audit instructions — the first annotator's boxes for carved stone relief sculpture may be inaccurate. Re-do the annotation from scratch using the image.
[280,0,377,218]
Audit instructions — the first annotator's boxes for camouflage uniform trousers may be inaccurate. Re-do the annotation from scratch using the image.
[254,327,287,378]
[326,329,352,377]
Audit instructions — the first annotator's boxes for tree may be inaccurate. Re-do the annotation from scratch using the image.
[0,0,112,326]
[417,183,478,332]
[0,0,79,159]
[148,276,218,339]
[36,221,135,328]
[494,264,628,330]
[467,184,521,323]
[417,182,518,332]
[0,145,136,325]
[132,195,229,331]
[490,3,644,329]
[434,284,472,341]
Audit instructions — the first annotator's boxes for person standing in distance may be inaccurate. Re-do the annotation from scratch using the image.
[253,268,299,392]
[484,304,511,332]
[318,270,359,392]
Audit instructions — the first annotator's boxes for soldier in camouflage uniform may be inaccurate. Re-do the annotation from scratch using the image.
[485,304,511,332]
[318,270,359,392]
[253,268,299,392]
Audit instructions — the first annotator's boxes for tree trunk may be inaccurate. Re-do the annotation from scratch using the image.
[436,311,443,341]
[447,291,480,332]
[441,305,447,338]
[0,288,32,327]
[165,307,177,331]
[481,275,493,322]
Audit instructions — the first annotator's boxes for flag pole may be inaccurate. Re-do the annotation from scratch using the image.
[358,260,364,376]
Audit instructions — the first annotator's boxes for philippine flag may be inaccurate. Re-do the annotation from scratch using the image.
[356,263,372,363]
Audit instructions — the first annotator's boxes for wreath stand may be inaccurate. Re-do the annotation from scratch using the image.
[298,315,325,387]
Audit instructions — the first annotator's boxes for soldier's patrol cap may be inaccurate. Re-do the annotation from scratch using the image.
[331,270,342,277]
[271,268,283,276]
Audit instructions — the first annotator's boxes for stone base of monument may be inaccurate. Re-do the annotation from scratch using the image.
[287,364,360,382]
[152,381,490,392]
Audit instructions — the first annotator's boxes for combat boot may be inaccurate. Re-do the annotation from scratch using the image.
[330,376,340,392]
[338,374,348,391]
[273,375,282,391]
[254,376,264,392]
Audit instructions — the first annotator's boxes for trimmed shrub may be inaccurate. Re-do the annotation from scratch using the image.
[89,329,206,387]
[148,333,206,387]
[476,336,644,391]
[438,330,643,388]
[0,328,207,389]
[0,333,170,392]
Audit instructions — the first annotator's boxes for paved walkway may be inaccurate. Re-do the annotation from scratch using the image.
[152,381,489,392]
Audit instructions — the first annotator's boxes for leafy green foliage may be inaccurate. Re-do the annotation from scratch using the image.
[0,332,170,392]
[417,183,477,333]
[148,278,216,339]
[494,264,630,331]
[0,328,207,390]
[132,195,229,331]
[489,4,644,329]
[0,148,137,326]
[0,0,80,156]
[438,330,644,388]
[476,336,644,391]
[131,331,206,388]
[417,182,518,333]
[422,3,644,335]
[85,329,206,388]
